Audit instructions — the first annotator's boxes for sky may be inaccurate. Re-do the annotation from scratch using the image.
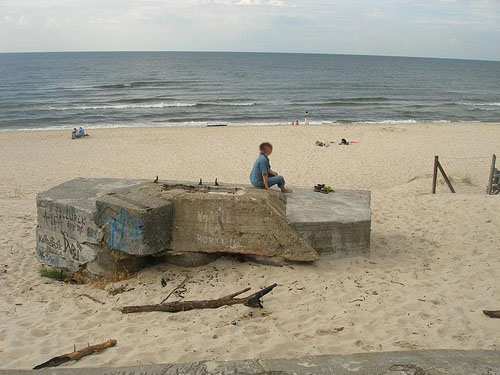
[0,0,499,60]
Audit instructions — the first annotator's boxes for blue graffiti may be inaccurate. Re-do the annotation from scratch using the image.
[107,208,145,251]
[36,248,60,267]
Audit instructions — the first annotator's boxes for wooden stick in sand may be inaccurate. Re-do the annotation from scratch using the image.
[122,283,278,314]
[483,310,500,319]
[33,339,117,369]
[160,276,189,304]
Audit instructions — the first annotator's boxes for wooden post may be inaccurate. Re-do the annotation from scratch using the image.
[432,156,439,194]
[432,156,456,194]
[487,154,497,195]
[437,160,456,193]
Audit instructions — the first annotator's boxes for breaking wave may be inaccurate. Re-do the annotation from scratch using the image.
[458,102,500,107]
[43,102,257,111]
[45,103,197,110]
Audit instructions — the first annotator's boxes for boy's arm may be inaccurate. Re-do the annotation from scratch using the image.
[258,158,270,189]
[262,173,269,189]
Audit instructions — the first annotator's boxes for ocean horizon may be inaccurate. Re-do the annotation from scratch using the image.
[1,51,499,130]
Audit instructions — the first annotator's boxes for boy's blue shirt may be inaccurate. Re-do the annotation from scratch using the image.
[250,153,270,185]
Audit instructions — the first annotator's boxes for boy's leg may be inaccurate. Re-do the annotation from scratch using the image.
[267,175,285,188]
[268,176,292,193]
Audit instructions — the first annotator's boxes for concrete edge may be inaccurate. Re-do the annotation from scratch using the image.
[3,350,499,375]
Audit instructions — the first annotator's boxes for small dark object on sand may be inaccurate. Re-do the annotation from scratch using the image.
[215,178,220,186]
[483,310,500,318]
[153,176,158,184]
[231,320,237,325]
[161,278,167,288]
[199,178,203,185]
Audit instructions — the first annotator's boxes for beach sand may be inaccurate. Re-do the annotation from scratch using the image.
[1,123,500,369]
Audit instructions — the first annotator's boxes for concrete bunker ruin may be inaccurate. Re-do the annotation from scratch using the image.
[35,178,371,280]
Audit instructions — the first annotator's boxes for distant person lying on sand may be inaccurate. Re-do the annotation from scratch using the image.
[250,142,293,193]
[315,141,330,147]
[339,138,349,145]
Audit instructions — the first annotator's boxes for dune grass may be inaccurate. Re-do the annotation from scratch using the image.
[39,267,64,281]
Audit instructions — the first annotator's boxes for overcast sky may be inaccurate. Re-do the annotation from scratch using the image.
[0,0,499,60]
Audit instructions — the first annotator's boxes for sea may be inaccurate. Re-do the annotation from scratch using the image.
[0,51,499,130]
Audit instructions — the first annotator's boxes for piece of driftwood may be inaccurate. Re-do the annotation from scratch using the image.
[108,285,134,296]
[160,276,189,304]
[33,339,117,369]
[483,310,500,319]
[122,283,278,314]
[77,293,105,305]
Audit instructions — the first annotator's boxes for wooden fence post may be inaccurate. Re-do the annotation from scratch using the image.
[432,156,438,194]
[432,156,455,194]
[437,160,456,194]
[487,154,497,195]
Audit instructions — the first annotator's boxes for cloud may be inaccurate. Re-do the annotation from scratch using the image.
[237,0,263,5]
[0,0,499,60]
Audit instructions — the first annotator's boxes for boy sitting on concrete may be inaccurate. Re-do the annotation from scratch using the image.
[250,142,293,193]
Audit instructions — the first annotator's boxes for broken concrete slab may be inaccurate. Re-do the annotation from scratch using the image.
[94,184,173,256]
[155,183,319,262]
[36,178,144,246]
[4,350,500,375]
[286,188,371,258]
[36,178,151,278]
[35,178,370,280]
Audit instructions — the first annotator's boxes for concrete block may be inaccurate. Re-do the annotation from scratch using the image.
[84,246,151,279]
[158,183,319,262]
[35,178,152,278]
[36,226,98,273]
[286,188,371,258]
[35,178,371,281]
[94,184,173,256]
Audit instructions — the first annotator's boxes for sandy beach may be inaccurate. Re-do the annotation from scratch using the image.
[1,122,500,370]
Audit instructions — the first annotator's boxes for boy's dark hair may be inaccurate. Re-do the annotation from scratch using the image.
[259,142,273,151]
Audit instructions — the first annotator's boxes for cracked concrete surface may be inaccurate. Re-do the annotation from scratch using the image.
[2,350,499,375]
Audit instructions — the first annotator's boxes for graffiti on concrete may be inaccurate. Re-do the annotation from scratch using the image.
[39,201,99,241]
[107,208,145,251]
[196,207,240,249]
[37,232,63,252]
[195,233,240,249]
[37,230,82,261]
[36,248,60,268]
[62,231,81,261]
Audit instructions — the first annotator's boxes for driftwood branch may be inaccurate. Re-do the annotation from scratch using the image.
[483,310,500,319]
[77,293,105,305]
[122,283,278,314]
[33,339,117,369]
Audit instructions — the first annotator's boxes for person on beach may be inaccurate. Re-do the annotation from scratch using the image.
[305,111,310,125]
[78,127,86,137]
[339,138,349,145]
[250,142,293,193]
